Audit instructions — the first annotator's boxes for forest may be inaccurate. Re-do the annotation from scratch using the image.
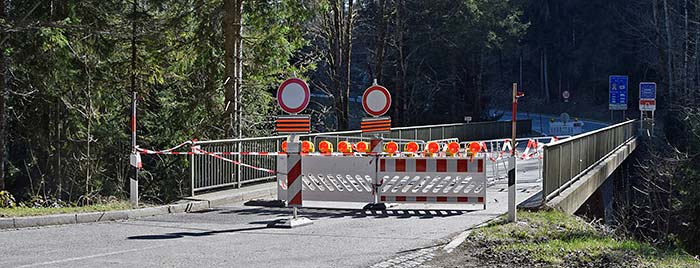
[1,0,700,255]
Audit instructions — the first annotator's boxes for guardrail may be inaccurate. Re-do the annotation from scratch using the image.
[542,120,637,201]
[191,119,532,196]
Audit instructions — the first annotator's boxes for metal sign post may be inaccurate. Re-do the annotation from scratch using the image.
[508,83,519,222]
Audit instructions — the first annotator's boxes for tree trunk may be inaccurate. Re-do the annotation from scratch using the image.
[236,0,243,138]
[544,47,550,103]
[373,0,388,81]
[223,0,243,137]
[0,2,5,190]
[394,0,406,125]
[663,0,673,103]
[341,0,354,130]
[695,0,700,97]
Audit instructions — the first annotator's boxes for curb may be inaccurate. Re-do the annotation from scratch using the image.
[187,183,277,207]
[0,200,212,230]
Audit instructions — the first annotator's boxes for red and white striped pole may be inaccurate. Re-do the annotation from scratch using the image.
[279,137,312,228]
[130,91,139,206]
[286,141,303,209]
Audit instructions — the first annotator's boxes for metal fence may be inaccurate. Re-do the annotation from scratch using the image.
[542,120,637,200]
[191,119,532,196]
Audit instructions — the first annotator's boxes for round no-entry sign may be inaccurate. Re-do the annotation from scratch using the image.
[277,78,310,114]
[362,85,391,117]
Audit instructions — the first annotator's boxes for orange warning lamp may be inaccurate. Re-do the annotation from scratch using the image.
[301,141,315,153]
[318,140,333,153]
[404,142,419,155]
[281,141,288,152]
[384,141,399,155]
[337,141,352,153]
[469,142,482,155]
[426,142,440,156]
[447,142,460,157]
[355,141,370,153]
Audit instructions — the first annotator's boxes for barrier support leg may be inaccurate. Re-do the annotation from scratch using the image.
[364,138,387,211]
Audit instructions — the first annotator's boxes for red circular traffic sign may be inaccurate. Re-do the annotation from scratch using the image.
[362,85,391,117]
[277,78,310,114]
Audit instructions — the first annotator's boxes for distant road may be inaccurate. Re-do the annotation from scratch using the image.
[490,109,610,135]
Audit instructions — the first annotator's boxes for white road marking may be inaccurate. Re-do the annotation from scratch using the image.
[16,245,164,268]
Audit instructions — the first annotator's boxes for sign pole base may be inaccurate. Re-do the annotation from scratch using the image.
[508,157,516,222]
[363,203,387,211]
[130,177,138,206]
[277,207,313,228]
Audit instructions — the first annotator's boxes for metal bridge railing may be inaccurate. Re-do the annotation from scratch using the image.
[191,120,532,196]
[542,119,637,201]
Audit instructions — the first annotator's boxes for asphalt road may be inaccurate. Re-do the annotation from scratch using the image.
[1,159,542,268]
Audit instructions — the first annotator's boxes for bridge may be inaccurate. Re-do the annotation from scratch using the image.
[1,116,641,268]
[188,116,637,217]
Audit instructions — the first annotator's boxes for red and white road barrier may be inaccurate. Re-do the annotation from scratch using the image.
[378,156,487,205]
[521,139,539,160]
[380,158,484,173]
[380,196,483,203]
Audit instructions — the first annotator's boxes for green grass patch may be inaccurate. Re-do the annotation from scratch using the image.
[469,210,700,267]
[0,202,133,218]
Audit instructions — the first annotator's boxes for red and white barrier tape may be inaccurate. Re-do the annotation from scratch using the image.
[135,140,194,155]
[207,151,287,156]
[193,147,278,174]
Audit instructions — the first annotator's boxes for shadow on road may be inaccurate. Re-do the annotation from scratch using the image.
[127,225,273,240]
[219,206,477,220]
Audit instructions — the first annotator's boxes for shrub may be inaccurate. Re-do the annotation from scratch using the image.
[0,191,16,208]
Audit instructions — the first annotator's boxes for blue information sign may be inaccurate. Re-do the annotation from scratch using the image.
[639,82,656,99]
[609,75,628,110]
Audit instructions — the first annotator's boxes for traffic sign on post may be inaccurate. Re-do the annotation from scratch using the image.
[277,78,310,114]
[609,75,628,110]
[639,82,656,111]
[362,84,392,117]
[562,90,570,102]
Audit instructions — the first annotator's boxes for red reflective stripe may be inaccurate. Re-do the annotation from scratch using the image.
[396,196,406,202]
[289,192,302,205]
[457,159,468,172]
[395,159,405,172]
[416,196,427,202]
[436,159,447,172]
[380,159,386,172]
[287,161,302,185]
[478,197,484,203]
[457,197,468,202]
[380,196,387,202]
[436,196,447,202]
[478,159,484,173]
[360,120,391,126]
[415,159,426,172]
